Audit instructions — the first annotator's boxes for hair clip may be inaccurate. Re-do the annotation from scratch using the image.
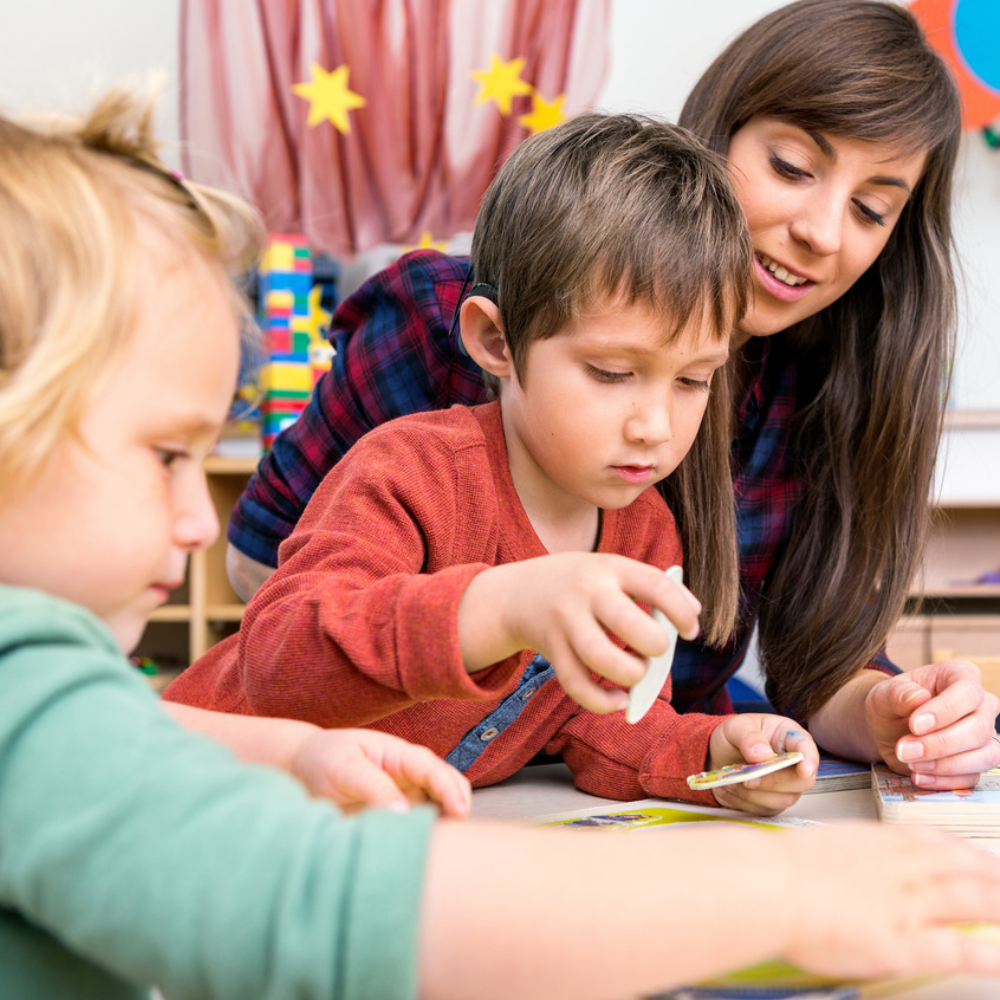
[468,282,498,303]
[449,277,499,355]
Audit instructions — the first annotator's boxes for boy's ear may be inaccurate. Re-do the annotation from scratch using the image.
[460,296,512,379]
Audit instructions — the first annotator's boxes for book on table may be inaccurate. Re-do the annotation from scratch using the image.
[871,764,1000,837]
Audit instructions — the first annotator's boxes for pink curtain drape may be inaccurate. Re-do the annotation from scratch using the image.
[180,0,611,260]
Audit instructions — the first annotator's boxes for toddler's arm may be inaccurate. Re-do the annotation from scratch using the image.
[419,818,1000,999]
[164,703,471,818]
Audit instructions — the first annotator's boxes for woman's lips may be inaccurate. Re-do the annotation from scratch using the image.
[754,253,813,303]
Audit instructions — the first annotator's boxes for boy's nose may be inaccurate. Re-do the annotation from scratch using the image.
[625,399,672,444]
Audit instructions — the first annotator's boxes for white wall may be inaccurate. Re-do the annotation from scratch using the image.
[0,1,996,423]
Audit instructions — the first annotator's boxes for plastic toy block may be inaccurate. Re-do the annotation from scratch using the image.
[261,362,313,394]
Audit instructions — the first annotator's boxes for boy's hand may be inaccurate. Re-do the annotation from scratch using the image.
[291,729,472,818]
[706,717,817,815]
[458,553,702,714]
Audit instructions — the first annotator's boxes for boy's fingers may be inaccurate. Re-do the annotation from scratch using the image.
[562,625,647,693]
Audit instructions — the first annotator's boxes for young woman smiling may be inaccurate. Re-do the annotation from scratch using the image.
[224,0,999,792]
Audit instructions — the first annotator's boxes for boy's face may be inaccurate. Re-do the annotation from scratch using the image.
[0,228,240,653]
[499,299,728,525]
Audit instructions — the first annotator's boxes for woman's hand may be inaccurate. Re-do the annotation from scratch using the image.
[865,660,1000,789]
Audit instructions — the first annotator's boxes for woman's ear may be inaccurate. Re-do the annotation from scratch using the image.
[460,296,512,380]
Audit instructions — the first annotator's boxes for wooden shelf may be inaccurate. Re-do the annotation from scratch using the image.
[888,502,1000,679]
[149,605,192,623]
[134,456,258,671]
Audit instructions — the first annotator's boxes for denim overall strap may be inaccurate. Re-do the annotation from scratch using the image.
[444,653,556,773]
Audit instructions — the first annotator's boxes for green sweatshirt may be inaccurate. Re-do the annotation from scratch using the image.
[0,584,434,1000]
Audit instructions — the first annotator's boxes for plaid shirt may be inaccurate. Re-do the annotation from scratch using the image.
[230,249,895,716]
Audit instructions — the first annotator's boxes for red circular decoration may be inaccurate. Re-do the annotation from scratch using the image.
[910,0,1000,129]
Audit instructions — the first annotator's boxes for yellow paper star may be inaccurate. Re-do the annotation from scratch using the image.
[471,53,533,115]
[292,63,366,133]
[402,230,450,254]
[305,284,332,344]
[518,92,567,135]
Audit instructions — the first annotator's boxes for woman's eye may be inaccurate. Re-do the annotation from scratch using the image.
[586,365,631,384]
[770,156,807,180]
[854,200,887,227]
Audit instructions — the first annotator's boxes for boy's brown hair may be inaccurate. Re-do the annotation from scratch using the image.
[470,112,752,643]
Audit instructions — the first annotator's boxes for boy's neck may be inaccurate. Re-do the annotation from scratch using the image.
[526,504,602,555]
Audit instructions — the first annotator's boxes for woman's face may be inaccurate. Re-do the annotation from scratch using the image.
[725,115,927,343]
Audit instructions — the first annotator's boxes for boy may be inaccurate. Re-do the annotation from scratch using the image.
[166,113,817,813]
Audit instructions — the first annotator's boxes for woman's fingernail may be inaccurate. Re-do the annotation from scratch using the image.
[897,741,924,762]
[387,799,410,814]
[912,772,936,787]
[912,713,935,735]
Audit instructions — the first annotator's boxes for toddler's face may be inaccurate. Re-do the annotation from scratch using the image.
[500,298,728,524]
[0,228,241,652]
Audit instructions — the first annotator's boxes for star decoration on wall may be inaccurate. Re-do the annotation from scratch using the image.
[402,230,450,254]
[471,53,534,115]
[517,92,566,135]
[293,63,367,133]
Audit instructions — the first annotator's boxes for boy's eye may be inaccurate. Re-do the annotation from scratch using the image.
[586,365,631,384]
[678,377,712,392]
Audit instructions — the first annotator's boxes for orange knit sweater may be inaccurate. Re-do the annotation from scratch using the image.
[165,403,725,804]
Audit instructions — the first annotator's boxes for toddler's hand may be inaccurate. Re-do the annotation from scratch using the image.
[291,728,472,818]
[459,553,701,714]
[780,823,1000,981]
[707,716,817,815]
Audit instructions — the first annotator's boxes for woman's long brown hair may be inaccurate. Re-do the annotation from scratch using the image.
[679,0,961,718]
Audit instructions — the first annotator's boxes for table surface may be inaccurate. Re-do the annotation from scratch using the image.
[471,763,1000,1000]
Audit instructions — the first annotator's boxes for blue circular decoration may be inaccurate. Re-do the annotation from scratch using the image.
[955,0,1000,95]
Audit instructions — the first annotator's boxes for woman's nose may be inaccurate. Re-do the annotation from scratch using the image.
[788,197,843,257]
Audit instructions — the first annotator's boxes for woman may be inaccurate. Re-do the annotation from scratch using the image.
[226,0,999,789]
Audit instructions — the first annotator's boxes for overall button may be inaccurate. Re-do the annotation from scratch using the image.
[480,727,500,742]
[520,688,535,702]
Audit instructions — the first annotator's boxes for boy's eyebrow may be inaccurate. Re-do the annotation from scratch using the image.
[585,337,730,366]
[805,129,914,193]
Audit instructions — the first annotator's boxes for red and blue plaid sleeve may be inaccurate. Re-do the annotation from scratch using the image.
[228,250,487,566]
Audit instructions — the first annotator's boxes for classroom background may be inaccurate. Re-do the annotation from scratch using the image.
[1,0,998,683]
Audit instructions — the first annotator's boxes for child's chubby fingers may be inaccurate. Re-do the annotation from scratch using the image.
[706,718,817,815]
[627,562,701,644]
[548,622,643,713]
[710,781,804,817]
[713,715,819,778]
[384,742,473,819]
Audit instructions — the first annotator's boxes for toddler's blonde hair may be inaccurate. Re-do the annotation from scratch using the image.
[0,88,263,497]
